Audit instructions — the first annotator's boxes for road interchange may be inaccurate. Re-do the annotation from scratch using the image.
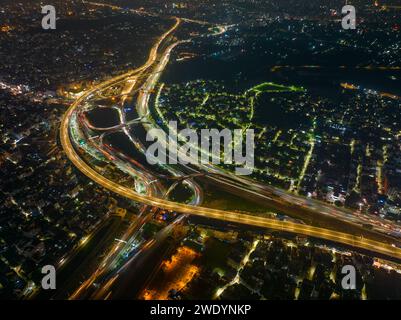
[60,17,401,263]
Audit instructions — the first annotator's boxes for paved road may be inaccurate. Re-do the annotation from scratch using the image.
[60,18,401,263]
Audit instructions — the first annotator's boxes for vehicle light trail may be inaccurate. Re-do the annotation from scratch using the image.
[60,18,401,262]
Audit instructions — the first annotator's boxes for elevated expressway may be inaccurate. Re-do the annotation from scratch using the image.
[60,19,401,261]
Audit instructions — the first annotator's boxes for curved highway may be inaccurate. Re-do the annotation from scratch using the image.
[60,19,401,261]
